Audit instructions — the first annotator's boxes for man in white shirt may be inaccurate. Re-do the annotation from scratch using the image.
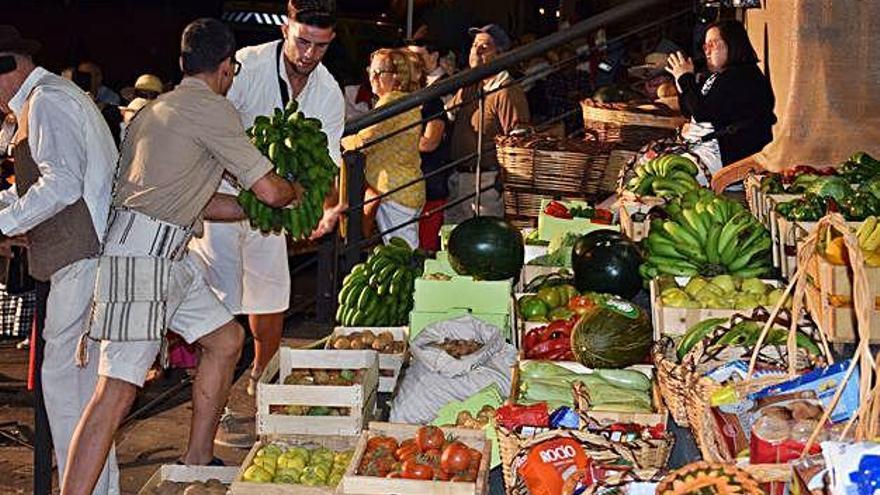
[188,1,345,429]
[0,25,120,495]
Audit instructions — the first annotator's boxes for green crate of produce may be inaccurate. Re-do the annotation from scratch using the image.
[409,309,511,341]
[537,198,617,242]
[413,275,512,314]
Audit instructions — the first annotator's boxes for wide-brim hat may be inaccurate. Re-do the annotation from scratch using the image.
[121,74,164,102]
[0,25,41,55]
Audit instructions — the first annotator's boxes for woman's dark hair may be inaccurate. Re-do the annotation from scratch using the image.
[708,20,758,67]
[180,18,236,76]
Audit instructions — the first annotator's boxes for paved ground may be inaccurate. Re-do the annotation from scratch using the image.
[0,318,330,494]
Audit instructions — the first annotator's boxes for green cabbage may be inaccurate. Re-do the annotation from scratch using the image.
[805,176,853,202]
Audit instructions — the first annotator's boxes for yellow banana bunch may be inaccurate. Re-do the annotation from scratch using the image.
[856,216,880,266]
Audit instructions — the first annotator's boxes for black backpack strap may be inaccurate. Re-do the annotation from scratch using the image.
[276,41,290,107]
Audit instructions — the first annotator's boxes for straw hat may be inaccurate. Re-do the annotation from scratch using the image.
[121,74,163,102]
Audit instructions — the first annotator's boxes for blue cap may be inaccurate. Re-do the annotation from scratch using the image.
[468,24,511,52]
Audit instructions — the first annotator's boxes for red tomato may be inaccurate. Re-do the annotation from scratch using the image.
[423,447,442,467]
[401,459,434,480]
[435,469,452,481]
[367,435,398,453]
[396,440,421,461]
[415,425,445,452]
[468,449,482,469]
[440,442,472,473]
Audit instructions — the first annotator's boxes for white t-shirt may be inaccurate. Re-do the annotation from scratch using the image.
[219,39,345,194]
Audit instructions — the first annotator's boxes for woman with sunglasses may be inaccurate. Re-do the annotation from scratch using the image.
[666,20,776,190]
[343,48,425,248]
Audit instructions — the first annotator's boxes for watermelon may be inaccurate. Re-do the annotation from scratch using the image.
[448,216,524,280]
[572,230,643,299]
[570,296,652,368]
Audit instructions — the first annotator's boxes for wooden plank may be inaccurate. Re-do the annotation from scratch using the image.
[138,465,239,495]
[807,258,880,343]
[231,434,359,495]
[257,348,379,436]
[341,423,490,495]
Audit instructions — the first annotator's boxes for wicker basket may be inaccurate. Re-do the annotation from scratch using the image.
[581,100,686,152]
[652,338,691,427]
[496,426,665,494]
[498,365,673,492]
[685,213,878,484]
[496,137,616,198]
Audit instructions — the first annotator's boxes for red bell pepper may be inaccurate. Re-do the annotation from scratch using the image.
[543,200,572,219]
[526,337,572,360]
[495,403,550,430]
[523,327,544,351]
[592,208,613,224]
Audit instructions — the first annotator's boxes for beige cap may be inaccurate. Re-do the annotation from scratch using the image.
[119,97,149,115]
[121,74,163,101]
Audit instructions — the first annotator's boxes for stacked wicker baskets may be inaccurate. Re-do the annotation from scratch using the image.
[496,135,615,226]
[581,99,687,152]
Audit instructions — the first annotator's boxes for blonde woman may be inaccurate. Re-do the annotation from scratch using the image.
[343,48,425,248]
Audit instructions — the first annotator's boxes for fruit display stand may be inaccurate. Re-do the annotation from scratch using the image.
[649,277,783,338]
[256,349,379,436]
[536,199,617,242]
[341,422,491,495]
[409,275,512,340]
[139,465,239,495]
[327,327,409,393]
[231,434,359,495]
[804,256,880,343]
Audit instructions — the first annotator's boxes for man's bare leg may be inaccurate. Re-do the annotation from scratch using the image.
[181,320,244,464]
[250,313,284,377]
[60,377,136,495]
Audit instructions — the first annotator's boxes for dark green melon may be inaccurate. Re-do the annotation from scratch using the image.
[447,216,524,281]
[571,296,652,368]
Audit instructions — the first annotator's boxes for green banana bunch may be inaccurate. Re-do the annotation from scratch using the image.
[857,215,880,251]
[239,100,339,238]
[336,238,421,327]
[677,318,821,361]
[626,154,702,199]
[640,193,772,279]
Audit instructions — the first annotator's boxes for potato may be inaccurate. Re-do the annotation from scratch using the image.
[349,339,365,350]
[371,339,387,352]
[182,483,210,495]
[377,331,394,344]
[152,481,183,495]
[360,331,376,346]
[332,336,351,349]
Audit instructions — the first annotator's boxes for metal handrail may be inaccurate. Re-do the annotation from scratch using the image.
[343,0,668,136]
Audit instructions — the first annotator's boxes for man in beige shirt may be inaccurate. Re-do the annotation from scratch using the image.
[62,19,302,495]
[447,24,530,224]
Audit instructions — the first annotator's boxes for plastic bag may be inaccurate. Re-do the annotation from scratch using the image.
[390,315,517,424]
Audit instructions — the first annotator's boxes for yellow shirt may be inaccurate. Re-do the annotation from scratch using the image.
[355,91,425,210]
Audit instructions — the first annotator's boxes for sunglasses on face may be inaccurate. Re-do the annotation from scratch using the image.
[368,68,394,78]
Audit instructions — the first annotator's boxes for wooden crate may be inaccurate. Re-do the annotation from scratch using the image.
[649,277,781,338]
[617,200,654,242]
[231,433,359,495]
[257,349,379,436]
[805,257,880,343]
[327,327,409,393]
[776,218,861,279]
[341,422,491,495]
[517,264,566,293]
[744,173,763,222]
[511,361,667,429]
[139,465,239,495]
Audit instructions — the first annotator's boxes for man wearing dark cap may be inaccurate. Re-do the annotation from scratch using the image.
[62,18,303,495]
[0,25,120,494]
[446,24,530,223]
[189,1,345,443]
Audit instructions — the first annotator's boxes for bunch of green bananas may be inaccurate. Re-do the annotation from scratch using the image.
[239,100,338,238]
[676,317,820,361]
[626,154,701,198]
[336,238,419,327]
[640,191,772,279]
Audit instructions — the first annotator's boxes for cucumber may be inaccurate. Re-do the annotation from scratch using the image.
[593,369,652,392]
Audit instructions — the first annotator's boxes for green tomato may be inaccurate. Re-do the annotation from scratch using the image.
[556,284,579,304]
[519,295,549,320]
[537,286,562,309]
[548,307,575,321]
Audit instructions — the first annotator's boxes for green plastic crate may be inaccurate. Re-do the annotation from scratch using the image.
[413,275,512,314]
[537,198,618,242]
[422,251,457,277]
[409,309,511,341]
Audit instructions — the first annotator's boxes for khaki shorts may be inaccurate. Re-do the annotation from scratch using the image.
[98,253,234,387]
